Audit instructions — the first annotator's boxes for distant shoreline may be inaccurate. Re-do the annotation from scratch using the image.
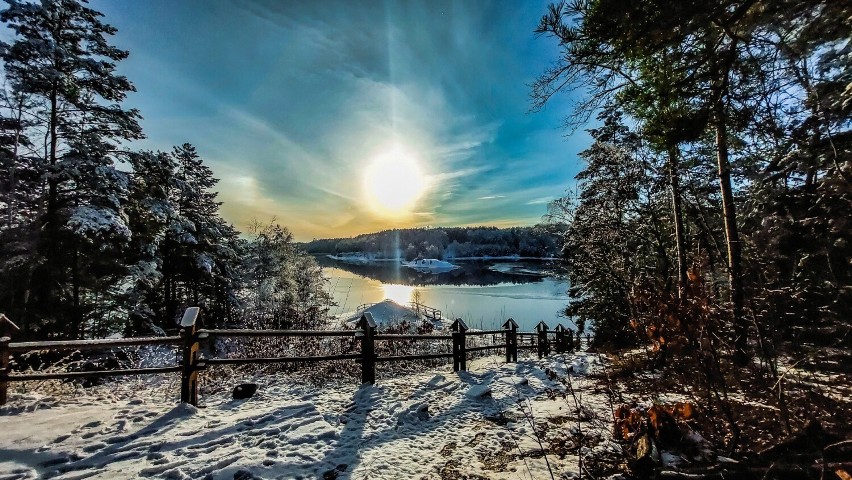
[320,254,560,262]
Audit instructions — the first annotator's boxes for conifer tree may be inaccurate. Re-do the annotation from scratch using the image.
[0,0,142,338]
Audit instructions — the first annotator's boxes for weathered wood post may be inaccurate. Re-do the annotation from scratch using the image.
[357,312,377,384]
[536,321,549,359]
[503,318,518,363]
[0,314,20,406]
[567,328,575,352]
[180,307,200,406]
[451,318,468,372]
[554,324,566,354]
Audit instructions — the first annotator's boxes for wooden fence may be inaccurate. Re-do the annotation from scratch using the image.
[0,308,579,407]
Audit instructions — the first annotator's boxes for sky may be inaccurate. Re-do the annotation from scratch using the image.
[88,0,589,241]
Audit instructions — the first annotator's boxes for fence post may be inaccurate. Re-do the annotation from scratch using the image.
[180,307,200,406]
[554,324,566,353]
[567,329,575,352]
[451,318,468,372]
[536,321,549,359]
[0,314,20,406]
[357,312,377,384]
[502,318,518,363]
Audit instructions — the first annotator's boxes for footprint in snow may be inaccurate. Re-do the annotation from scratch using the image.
[465,384,492,399]
[83,442,107,453]
[39,456,71,468]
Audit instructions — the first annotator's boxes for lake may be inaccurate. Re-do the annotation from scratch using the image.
[316,256,574,332]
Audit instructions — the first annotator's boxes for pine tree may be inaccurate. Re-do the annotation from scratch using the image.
[0,0,142,337]
[157,144,241,329]
[122,150,178,335]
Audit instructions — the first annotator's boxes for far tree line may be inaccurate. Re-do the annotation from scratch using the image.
[301,226,563,261]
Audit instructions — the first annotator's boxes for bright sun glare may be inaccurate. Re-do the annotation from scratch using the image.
[382,284,414,305]
[364,147,427,216]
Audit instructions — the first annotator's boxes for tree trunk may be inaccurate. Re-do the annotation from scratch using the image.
[47,86,58,223]
[72,244,81,339]
[668,145,688,299]
[714,93,748,366]
[6,98,24,230]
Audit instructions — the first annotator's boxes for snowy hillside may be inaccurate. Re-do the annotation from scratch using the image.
[0,353,615,479]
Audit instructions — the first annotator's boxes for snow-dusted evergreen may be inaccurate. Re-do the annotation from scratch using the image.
[0,0,142,337]
[0,0,330,340]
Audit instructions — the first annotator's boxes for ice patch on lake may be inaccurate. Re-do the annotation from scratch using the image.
[402,258,459,273]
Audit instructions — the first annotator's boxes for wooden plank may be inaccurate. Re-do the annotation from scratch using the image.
[0,337,9,405]
[373,334,452,340]
[466,345,503,353]
[180,309,200,406]
[504,318,518,363]
[465,330,508,336]
[358,314,377,384]
[7,366,182,382]
[8,336,182,353]
[375,353,454,362]
[200,329,353,338]
[204,354,361,366]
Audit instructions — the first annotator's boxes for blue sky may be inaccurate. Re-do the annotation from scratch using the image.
[90,0,588,241]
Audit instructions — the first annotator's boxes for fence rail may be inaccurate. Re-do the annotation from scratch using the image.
[7,336,182,353]
[201,329,352,338]
[202,354,362,366]
[0,309,581,406]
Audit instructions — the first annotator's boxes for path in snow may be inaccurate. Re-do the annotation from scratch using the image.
[1,353,617,480]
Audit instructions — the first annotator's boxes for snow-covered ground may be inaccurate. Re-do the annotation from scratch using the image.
[340,299,422,328]
[1,352,616,480]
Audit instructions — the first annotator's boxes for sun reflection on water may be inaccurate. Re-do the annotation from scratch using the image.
[381,284,415,305]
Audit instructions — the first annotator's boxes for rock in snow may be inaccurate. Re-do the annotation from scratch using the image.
[233,383,259,400]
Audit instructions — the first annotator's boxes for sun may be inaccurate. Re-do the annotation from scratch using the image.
[363,147,427,216]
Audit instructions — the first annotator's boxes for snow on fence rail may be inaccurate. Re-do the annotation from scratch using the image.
[0,309,579,406]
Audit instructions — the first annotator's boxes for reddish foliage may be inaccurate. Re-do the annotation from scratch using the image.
[613,402,698,446]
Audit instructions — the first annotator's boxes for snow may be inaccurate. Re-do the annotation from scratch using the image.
[342,299,422,327]
[488,262,547,276]
[0,352,617,479]
[326,253,402,265]
[401,258,459,273]
[65,205,132,243]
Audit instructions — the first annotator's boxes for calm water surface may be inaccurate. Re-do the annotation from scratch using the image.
[318,257,573,331]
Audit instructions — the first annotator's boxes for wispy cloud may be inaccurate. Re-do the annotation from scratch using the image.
[99,0,589,240]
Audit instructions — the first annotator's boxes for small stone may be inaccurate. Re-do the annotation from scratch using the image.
[232,383,258,400]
